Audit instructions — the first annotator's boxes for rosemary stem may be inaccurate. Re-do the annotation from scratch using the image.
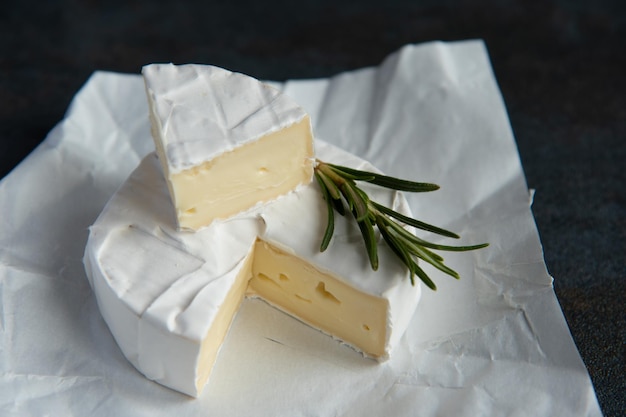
[313,158,488,289]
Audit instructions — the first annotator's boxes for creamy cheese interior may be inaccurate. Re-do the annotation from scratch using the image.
[195,248,255,392]
[193,238,388,394]
[249,240,388,357]
[169,117,314,230]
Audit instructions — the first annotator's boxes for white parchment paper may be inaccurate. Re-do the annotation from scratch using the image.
[0,40,602,416]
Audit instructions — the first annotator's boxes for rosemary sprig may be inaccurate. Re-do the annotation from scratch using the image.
[314,160,488,290]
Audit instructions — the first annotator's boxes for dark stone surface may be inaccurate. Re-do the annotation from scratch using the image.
[1,0,624,415]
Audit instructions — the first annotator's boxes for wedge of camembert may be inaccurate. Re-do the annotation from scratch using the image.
[84,141,421,397]
[142,63,315,230]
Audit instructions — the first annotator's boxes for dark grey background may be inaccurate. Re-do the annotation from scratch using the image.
[1,1,624,415]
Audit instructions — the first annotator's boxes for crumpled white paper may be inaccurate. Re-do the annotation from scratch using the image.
[0,40,602,416]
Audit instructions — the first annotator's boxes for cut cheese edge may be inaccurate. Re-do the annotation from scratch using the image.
[249,240,389,358]
[84,141,421,397]
[142,63,315,230]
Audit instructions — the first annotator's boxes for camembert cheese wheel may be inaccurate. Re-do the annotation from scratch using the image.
[142,63,315,231]
[83,141,421,397]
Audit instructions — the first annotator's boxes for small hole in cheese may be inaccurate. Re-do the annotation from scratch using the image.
[363,324,371,331]
[295,294,312,303]
[315,282,341,304]
[258,167,269,175]
[279,273,289,281]
[185,207,197,214]
[256,273,280,287]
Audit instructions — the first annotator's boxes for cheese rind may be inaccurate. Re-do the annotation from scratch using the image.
[142,63,315,230]
[83,141,421,397]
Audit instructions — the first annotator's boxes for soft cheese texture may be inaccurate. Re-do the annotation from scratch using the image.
[142,63,315,230]
[249,241,388,357]
[83,141,421,397]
